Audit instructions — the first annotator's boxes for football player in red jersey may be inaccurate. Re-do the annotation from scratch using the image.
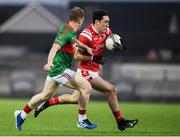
[34,10,138,131]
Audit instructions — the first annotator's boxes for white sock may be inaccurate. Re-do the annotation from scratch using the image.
[78,114,87,122]
[20,110,28,120]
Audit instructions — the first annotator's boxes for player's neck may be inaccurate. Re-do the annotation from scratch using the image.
[69,21,78,32]
[92,24,100,33]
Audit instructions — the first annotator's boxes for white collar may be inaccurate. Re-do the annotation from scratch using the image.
[91,24,99,34]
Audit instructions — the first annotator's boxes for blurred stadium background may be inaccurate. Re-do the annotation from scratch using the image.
[0,0,180,103]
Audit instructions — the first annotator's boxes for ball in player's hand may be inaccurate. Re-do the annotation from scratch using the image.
[105,34,123,51]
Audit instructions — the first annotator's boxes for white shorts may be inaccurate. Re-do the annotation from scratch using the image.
[77,68,99,81]
[47,69,75,85]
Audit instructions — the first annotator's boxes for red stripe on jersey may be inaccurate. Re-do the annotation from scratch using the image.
[60,43,75,54]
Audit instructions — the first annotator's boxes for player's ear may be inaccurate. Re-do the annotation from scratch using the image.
[95,20,99,25]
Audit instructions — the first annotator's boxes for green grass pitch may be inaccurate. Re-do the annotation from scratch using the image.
[0,98,180,136]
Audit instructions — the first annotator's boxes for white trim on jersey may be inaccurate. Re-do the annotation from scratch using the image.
[80,32,92,41]
[82,29,92,37]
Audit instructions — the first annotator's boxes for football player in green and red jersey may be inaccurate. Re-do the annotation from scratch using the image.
[14,7,98,131]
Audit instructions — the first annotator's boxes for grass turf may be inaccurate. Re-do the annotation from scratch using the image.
[0,98,180,136]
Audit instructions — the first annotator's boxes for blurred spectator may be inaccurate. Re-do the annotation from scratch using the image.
[147,49,158,61]
[159,49,172,61]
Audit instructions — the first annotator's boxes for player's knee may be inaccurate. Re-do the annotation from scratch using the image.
[80,80,92,94]
[109,86,118,96]
[84,84,93,95]
[81,87,92,98]
[75,74,92,94]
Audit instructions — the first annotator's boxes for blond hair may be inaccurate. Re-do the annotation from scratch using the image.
[69,7,84,22]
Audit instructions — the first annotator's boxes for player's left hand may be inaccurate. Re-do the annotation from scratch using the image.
[92,56,107,65]
[43,64,52,71]
[76,40,93,56]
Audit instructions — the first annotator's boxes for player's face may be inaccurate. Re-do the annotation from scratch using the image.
[98,16,109,33]
[77,17,84,30]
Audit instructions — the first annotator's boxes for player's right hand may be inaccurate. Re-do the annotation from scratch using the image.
[43,64,52,71]
[113,38,127,52]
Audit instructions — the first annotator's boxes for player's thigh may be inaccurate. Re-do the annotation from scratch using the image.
[64,81,75,89]
[64,83,81,99]
[42,78,59,96]
[67,73,91,92]
[91,76,114,93]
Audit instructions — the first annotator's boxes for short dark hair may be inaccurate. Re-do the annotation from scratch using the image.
[69,7,85,22]
[92,10,108,24]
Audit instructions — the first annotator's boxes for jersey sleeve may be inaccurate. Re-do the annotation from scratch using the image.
[78,29,92,46]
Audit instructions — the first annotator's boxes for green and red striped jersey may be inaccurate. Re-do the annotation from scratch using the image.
[48,23,77,77]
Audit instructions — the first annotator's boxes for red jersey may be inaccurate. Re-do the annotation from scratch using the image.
[78,24,112,72]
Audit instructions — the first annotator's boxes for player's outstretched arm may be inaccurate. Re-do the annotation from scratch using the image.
[74,49,107,65]
[77,40,93,56]
[44,43,60,71]
[74,48,92,61]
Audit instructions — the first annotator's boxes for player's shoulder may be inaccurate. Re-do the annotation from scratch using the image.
[79,25,93,41]
[82,25,93,34]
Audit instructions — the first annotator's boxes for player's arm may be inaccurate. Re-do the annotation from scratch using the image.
[44,27,68,71]
[74,29,107,65]
[44,43,60,71]
[76,40,93,56]
[74,31,93,61]
[74,48,92,61]
[74,47,107,65]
